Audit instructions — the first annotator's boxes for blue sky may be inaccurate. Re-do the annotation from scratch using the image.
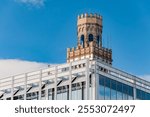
[0,0,150,78]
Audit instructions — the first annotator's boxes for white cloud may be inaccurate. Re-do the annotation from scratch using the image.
[0,59,149,83]
[15,0,46,7]
[0,59,49,78]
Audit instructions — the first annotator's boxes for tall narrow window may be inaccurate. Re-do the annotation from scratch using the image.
[80,35,84,47]
[97,36,100,47]
[89,34,93,42]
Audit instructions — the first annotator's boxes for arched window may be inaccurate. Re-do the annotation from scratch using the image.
[82,27,84,32]
[78,28,81,32]
[97,36,100,46]
[80,35,84,47]
[89,34,93,42]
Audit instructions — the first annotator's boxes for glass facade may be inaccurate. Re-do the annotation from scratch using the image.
[136,89,150,100]
[99,75,134,100]
[3,75,150,100]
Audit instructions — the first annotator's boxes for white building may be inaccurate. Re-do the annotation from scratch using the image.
[0,13,150,100]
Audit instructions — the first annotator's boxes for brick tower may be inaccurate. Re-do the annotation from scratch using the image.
[67,13,112,65]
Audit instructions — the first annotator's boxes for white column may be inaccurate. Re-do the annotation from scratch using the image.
[11,76,14,100]
[38,70,42,100]
[54,66,57,100]
[69,62,72,100]
[45,88,48,100]
[93,61,99,100]
[85,59,89,100]
[24,73,27,100]
[95,73,99,100]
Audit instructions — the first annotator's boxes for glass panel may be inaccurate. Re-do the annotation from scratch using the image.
[148,93,150,100]
[128,95,133,100]
[76,89,82,100]
[111,79,116,90]
[64,86,69,100]
[123,84,128,94]
[117,91,122,100]
[57,86,68,100]
[41,90,46,100]
[72,83,77,100]
[111,79,116,100]
[136,89,142,99]
[123,84,128,100]
[145,92,150,100]
[105,78,110,88]
[117,82,122,93]
[117,82,122,100]
[71,90,76,100]
[123,93,128,100]
[105,87,110,100]
[48,88,54,100]
[57,87,62,100]
[99,85,104,100]
[111,89,116,100]
[128,86,133,97]
[71,83,83,100]
[71,89,82,100]
[99,76,104,86]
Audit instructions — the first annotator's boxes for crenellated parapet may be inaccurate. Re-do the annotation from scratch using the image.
[78,13,102,20]
[67,43,112,64]
[77,13,102,26]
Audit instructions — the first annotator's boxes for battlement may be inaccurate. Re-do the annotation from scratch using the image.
[67,43,112,64]
[78,13,102,20]
[67,45,112,53]
[77,13,102,26]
